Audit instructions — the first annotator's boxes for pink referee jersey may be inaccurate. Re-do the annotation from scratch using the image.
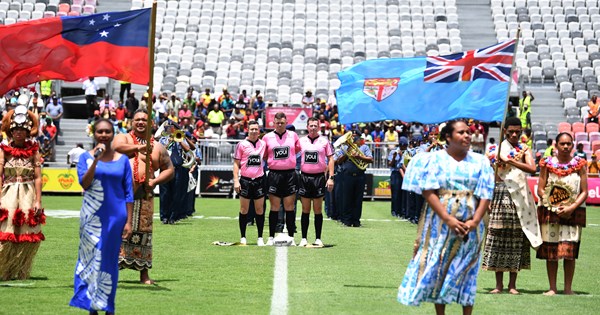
[263,130,301,170]
[300,135,333,174]
[234,139,266,178]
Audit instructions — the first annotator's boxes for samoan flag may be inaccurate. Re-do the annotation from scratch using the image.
[0,8,150,94]
[336,40,515,124]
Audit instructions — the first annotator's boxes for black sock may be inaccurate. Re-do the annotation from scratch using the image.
[269,211,278,237]
[315,214,323,240]
[256,213,265,239]
[239,212,247,238]
[286,211,296,237]
[301,213,310,239]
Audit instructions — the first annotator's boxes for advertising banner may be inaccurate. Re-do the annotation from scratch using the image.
[527,176,600,205]
[372,175,391,198]
[199,170,234,196]
[265,107,312,130]
[41,168,83,192]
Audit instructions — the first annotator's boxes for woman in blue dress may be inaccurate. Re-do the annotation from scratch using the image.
[70,119,133,314]
[398,120,494,315]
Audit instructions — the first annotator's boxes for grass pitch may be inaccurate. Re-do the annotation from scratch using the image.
[1,196,600,314]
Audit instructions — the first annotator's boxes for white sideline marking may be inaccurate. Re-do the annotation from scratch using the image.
[270,246,288,315]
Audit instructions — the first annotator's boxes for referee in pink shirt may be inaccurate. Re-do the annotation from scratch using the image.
[263,112,302,245]
[233,121,267,246]
[298,117,335,246]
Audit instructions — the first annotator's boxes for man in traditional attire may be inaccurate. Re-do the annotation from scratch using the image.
[482,116,542,294]
[113,109,174,284]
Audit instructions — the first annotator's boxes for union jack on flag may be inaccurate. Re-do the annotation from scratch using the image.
[424,40,515,83]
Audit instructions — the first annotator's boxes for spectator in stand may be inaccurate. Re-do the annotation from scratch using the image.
[125,91,139,119]
[574,143,587,160]
[40,79,53,106]
[43,117,57,143]
[194,121,205,139]
[200,88,213,109]
[82,77,99,118]
[152,95,167,121]
[384,124,399,149]
[46,96,63,141]
[318,114,330,129]
[225,119,238,139]
[587,95,599,125]
[101,107,111,119]
[588,154,599,175]
[182,91,196,114]
[99,95,116,115]
[118,81,131,103]
[207,104,225,135]
[543,139,554,157]
[409,122,424,142]
[520,129,533,148]
[218,88,235,116]
[28,92,44,114]
[67,143,86,168]
[361,128,373,142]
[40,137,53,163]
[319,123,331,140]
[167,109,178,124]
[520,103,531,129]
[250,90,261,106]
[167,93,181,114]
[302,90,315,107]
[519,90,534,115]
[471,129,485,153]
[178,103,193,120]
[486,137,496,154]
[180,117,193,134]
[115,101,127,121]
[231,105,245,123]
[252,94,266,115]
[238,90,250,106]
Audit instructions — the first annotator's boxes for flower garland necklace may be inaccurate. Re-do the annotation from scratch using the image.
[0,141,39,159]
[130,131,154,183]
[540,156,586,176]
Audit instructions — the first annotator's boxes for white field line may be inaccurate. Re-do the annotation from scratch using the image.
[270,246,288,315]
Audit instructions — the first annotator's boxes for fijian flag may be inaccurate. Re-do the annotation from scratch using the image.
[336,40,516,124]
[424,40,515,83]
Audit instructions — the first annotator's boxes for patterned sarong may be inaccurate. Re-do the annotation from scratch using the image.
[482,183,531,272]
[118,197,153,270]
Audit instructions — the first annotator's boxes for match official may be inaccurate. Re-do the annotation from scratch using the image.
[298,117,334,246]
[233,121,267,246]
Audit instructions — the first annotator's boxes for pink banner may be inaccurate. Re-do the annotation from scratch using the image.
[527,176,600,205]
[265,107,313,130]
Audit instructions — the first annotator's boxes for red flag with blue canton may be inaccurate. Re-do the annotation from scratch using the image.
[0,8,150,94]
[336,40,516,124]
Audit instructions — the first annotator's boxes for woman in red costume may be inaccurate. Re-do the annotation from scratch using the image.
[0,105,43,280]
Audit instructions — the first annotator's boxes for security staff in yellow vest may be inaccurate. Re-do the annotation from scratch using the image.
[40,80,53,106]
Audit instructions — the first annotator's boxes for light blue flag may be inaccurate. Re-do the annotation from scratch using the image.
[336,41,516,124]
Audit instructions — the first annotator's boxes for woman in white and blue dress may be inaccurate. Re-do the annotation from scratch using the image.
[398,120,494,315]
[70,119,133,314]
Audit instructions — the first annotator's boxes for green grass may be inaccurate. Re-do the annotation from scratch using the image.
[2,196,600,314]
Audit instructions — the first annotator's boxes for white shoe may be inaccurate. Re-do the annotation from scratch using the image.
[257,237,265,246]
[266,237,274,246]
[299,238,308,247]
[240,237,247,245]
[314,239,323,246]
[289,239,296,246]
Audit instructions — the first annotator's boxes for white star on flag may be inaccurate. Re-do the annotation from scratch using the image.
[89,19,95,25]
[103,14,110,21]
[100,30,109,37]
[114,23,121,27]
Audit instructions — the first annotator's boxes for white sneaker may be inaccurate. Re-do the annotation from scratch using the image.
[299,238,308,247]
[314,239,323,246]
[289,239,296,246]
[266,237,274,246]
[240,237,247,245]
[257,237,265,246]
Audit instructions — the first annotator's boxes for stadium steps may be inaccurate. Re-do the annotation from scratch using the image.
[527,83,564,130]
[95,0,130,13]
[47,119,93,168]
[455,0,498,50]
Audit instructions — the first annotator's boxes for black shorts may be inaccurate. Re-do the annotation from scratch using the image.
[298,172,326,198]
[239,176,265,200]
[267,169,298,197]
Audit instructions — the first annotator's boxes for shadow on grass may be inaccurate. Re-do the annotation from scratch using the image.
[481,288,591,295]
[343,284,397,289]
[118,283,173,291]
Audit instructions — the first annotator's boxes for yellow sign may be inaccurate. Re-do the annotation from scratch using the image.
[41,168,82,192]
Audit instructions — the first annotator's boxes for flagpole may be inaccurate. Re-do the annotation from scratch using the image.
[494,29,521,174]
[144,1,157,187]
